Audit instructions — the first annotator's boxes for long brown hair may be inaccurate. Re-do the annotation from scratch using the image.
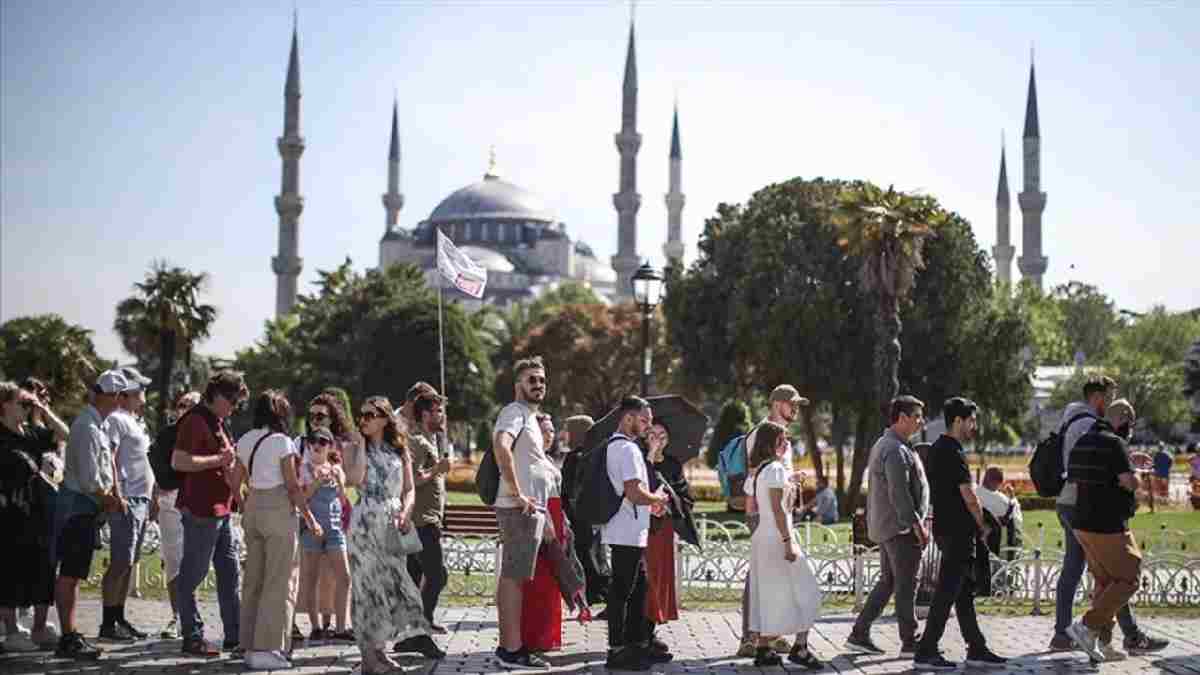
[308,392,355,438]
[748,421,786,474]
[363,395,409,460]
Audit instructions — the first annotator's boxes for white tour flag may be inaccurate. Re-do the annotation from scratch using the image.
[436,229,487,299]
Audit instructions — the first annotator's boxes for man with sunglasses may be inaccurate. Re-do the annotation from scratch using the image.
[171,370,246,657]
[406,392,452,634]
[491,356,556,668]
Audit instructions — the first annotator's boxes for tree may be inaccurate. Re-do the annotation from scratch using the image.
[0,314,109,417]
[1052,281,1119,363]
[235,260,495,424]
[1014,281,1071,366]
[114,262,218,432]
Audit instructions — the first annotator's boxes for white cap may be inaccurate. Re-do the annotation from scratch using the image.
[120,366,152,392]
[95,370,130,395]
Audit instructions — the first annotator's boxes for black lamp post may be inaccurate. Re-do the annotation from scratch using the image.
[631,262,664,397]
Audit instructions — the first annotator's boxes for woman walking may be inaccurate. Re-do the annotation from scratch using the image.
[744,421,824,669]
[348,396,443,673]
[233,390,321,671]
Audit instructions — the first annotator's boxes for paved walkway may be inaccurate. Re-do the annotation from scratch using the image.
[3,600,1199,674]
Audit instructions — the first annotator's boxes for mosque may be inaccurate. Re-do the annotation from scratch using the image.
[269,20,683,316]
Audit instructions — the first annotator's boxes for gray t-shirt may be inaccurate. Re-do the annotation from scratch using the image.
[492,402,559,509]
[63,405,115,501]
[108,410,155,499]
[1056,401,1100,507]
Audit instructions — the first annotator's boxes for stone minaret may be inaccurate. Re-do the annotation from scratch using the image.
[273,22,305,317]
[1017,56,1048,288]
[993,135,1014,286]
[663,103,685,267]
[611,21,641,298]
[382,98,404,235]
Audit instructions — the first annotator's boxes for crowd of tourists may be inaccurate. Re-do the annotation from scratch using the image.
[0,361,1177,671]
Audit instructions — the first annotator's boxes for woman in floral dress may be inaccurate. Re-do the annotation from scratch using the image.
[347,396,443,673]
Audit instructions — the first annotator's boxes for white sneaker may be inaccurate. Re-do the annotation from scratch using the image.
[246,650,293,671]
[1099,642,1127,661]
[5,632,40,653]
[1067,621,1103,662]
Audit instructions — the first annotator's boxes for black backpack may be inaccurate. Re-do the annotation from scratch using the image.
[150,418,185,492]
[1029,412,1096,497]
[476,414,527,506]
[575,436,632,527]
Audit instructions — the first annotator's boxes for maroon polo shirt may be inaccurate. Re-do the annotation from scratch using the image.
[175,406,235,518]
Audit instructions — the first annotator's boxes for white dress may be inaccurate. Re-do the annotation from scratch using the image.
[745,461,822,635]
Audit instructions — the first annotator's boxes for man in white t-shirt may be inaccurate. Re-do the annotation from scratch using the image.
[602,396,670,671]
[491,356,558,668]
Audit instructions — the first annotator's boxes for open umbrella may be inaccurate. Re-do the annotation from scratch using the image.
[584,394,709,463]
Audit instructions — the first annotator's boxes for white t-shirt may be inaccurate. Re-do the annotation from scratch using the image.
[107,410,155,499]
[236,428,296,490]
[976,486,1024,527]
[601,434,650,548]
[492,402,558,509]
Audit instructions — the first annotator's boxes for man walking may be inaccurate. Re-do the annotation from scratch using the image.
[912,398,1006,669]
[54,370,130,660]
[601,396,670,671]
[846,395,930,655]
[1066,400,1151,663]
[171,370,247,657]
[492,356,557,668]
[1051,376,1166,657]
[99,367,155,641]
[406,391,452,633]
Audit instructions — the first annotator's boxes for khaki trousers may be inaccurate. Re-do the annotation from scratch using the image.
[239,486,299,652]
[1074,529,1142,636]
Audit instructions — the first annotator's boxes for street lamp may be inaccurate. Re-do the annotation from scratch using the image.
[631,262,664,397]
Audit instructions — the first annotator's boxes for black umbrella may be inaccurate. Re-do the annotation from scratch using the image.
[584,394,709,463]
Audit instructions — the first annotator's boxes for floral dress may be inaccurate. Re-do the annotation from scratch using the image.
[349,443,429,649]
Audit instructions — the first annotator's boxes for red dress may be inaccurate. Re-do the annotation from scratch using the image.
[520,497,564,651]
[644,519,679,624]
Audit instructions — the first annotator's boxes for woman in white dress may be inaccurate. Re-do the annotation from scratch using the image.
[743,421,824,669]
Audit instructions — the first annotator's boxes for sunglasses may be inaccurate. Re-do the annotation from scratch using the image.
[309,411,330,421]
[526,376,546,385]
[359,410,385,421]
[308,437,333,447]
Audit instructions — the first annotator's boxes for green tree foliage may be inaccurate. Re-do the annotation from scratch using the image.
[0,314,109,417]
[705,399,753,469]
[114,261,218,431]
[235,260,495,424]
[1052,281,1120,363]
[1014,281,1071,366]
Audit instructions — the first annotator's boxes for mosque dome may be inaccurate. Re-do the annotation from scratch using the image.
[458,245,516,273]
[428,173,556,224]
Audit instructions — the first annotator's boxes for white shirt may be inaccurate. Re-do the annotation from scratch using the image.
[976,486,1024,527]
[492,402,557,508]
[236,428,296,490]
[600,434,650,548]
[108,410,154,499]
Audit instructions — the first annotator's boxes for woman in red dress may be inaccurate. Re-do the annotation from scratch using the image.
[645,421,687,640]
[519,414,565,652]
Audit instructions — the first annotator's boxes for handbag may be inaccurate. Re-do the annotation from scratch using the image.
[388,524,423,556]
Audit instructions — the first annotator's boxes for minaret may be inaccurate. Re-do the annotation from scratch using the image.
[993,135,1014,287]
[663,103,685,267]
[611,21,642,297]
[381,98,404,235]
[1017,54,1048,288]
[273,20,305,317]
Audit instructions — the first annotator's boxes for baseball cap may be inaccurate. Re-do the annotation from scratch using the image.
[120,366,152,392]
[769,384,810,406]
[95,370,131,395]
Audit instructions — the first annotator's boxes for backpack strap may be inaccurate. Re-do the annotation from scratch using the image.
[247,431,283,484]
[608,434,635,519]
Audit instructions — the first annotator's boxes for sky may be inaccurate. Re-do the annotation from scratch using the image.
[2,1,1198,363]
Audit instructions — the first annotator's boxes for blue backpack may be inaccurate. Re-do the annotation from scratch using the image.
[717,434,749,497]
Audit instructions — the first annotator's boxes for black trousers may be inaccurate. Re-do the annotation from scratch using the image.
[607,545,649,649]
[576,523,610,604]
[405,524,448,623]
[916,535,987,657]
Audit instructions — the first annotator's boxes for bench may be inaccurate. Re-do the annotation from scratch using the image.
[444,503,498,536]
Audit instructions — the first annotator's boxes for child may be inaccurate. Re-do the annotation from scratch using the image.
[298,428,353,641]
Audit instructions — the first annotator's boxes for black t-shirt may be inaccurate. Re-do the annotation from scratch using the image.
[1068,420,1136,533]
[0,423,57,542]
[927,434,977,538]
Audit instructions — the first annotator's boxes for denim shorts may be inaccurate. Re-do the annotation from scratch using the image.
[108,496,150,567]
[300,527,346,553]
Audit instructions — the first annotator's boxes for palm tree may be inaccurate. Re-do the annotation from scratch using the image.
[114,261,218,431]
[834,184,944,426]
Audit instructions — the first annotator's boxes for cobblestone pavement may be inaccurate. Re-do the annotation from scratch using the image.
[2,600,1198,674]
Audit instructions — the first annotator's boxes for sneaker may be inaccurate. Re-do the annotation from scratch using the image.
[497,646,550,668]
[117,620,148,640]
[754,648,783,667]
[965,647,1008,666]
[605,646,651,671]
[646,638,670,655]
[223,639,243,658]
[290,624,305,641]
[4,632,40,653]
[1048,633,1075,651]
[246,649,293,671]
[393,635,446,659]
[1067,621,1103,663]
[640,645,673,664]
[913,652,958,670]
[1124,631,1169,654]
[181,638,221,657]
[1099,642,1127,661]
[98,622,138,642]
[845,633,886,655]
[788,646,825,670]
[736,638,758,658]
[160,618,180,640]
[309,628,327,641]
[55,632,102,661]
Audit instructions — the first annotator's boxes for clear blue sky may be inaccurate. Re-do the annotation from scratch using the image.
[3,1,1197,361]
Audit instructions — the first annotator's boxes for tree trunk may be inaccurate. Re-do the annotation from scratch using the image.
[157,328,177,434]
[877,291,902,427]
[800,404,826,485]
[846,399,876,516]
[832,403,847,508]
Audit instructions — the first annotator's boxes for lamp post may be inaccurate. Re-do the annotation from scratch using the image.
[631,262,664,397]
